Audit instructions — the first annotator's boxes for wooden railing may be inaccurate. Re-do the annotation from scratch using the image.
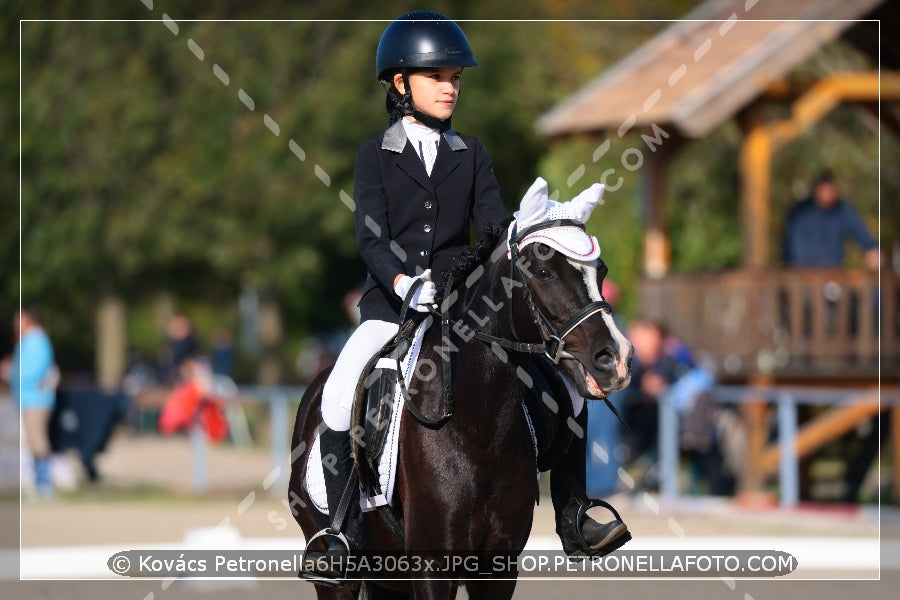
[639,268,898,381]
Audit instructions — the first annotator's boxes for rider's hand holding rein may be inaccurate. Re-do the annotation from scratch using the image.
[393,269,436,313]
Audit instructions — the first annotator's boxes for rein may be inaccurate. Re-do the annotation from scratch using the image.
[398,219,613,427]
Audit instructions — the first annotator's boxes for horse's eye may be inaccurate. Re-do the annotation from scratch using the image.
[534,267,553,280]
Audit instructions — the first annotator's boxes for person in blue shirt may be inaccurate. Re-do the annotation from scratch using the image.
[783,172,879,268]
[1,307,58,497]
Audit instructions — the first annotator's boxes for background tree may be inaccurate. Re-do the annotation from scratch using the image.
[7,0,893,380]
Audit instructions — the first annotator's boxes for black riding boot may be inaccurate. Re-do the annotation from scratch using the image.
[304,426,363,580]
[550,408,631,557]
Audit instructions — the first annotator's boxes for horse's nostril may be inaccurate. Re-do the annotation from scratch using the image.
[593,348,616,370]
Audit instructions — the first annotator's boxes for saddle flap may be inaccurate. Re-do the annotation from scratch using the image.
[521,356,576,472]
[349,320,418,497]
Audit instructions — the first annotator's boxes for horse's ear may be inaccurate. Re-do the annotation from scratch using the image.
[514,177,550,228]
[569,183,605,224]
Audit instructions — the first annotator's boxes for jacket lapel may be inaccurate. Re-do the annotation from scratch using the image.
[396,143,433,193]
[429,136,463,187]
[382,122,468,193]
[383,120,433,193]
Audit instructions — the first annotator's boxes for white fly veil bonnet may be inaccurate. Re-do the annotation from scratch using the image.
[508,177,605,260]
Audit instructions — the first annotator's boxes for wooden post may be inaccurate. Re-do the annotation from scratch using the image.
[96,296,126,393]
[738,102,771,269]
[641,130,678,279]
[737,375,774,504]
[258,295,283,385]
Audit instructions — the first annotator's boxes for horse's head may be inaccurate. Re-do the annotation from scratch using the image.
[506,178,632,398]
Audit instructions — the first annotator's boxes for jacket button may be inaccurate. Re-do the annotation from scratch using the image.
[424,201,433,209]
[423,224,432,233]
[420,250,429,257]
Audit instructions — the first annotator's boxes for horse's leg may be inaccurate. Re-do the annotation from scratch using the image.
[464,580,517,600]
[409,579,457,600]
[363,581,411,600]
[309,583,360,600]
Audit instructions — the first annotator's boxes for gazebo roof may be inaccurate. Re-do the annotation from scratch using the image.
[535,0,885,139]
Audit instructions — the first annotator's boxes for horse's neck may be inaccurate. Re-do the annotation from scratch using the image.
[454,250,514,342]
[450,253,523,405]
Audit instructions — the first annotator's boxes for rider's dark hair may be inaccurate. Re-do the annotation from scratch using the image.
[383,67,429,125]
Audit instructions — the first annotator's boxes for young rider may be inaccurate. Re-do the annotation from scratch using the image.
[310,11,629,578]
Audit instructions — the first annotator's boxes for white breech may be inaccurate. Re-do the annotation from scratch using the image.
[320,319,399,432]
[320,318,587,430]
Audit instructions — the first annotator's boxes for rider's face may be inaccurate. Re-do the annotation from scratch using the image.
[393,67,462,122]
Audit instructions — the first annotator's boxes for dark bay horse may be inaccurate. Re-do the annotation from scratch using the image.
[289,215,632,600]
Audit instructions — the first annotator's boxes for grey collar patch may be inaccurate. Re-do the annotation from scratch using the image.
[381,120,407,153]
[381,120,468,153]
[443,129,467,151]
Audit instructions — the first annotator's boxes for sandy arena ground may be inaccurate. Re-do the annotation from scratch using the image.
[4,430,899,599]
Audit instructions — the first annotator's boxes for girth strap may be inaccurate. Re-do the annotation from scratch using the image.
[375,504,406,547]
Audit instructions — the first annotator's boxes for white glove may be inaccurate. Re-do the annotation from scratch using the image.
[394,269,437,313]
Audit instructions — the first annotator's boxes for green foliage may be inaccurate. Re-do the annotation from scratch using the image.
[6,1,892,377]
[668,123,745,271]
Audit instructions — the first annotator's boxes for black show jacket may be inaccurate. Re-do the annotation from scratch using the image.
[353,120,510,323]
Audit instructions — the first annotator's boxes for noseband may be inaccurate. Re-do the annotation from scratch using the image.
[478,219,613,364]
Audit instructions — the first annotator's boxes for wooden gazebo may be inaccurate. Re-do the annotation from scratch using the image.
[536,0,899,383]
[536,0,900,501]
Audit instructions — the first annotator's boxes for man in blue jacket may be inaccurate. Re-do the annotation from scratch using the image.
[783,172,879,269]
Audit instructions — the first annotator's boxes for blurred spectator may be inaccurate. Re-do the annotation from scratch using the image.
[668,364,736,496]
[783,172,880,502]
[325,287,364,357]
[619,319,692,471]
[158,358,228,442]
[783,171,879,269]
[160,314,197,384]
[210,327,234,379]
[618,318,736,495]
[1,307,59,498]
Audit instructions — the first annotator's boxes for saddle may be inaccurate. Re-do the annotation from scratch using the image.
[348,317,579,493]
[349,316,421,498]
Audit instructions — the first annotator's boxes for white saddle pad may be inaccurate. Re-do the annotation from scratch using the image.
[306,320,428,514]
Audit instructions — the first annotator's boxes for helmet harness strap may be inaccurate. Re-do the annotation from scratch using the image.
[398,67,452,132]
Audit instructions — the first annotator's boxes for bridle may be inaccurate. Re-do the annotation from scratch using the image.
[398,218,615,428]
[473,218,613,365]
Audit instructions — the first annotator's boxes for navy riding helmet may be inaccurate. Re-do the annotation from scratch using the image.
[375,11,477,129]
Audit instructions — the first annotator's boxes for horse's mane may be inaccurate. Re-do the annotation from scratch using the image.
[435,221,509,308]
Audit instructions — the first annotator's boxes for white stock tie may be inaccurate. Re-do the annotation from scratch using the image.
[418,140,439,176]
